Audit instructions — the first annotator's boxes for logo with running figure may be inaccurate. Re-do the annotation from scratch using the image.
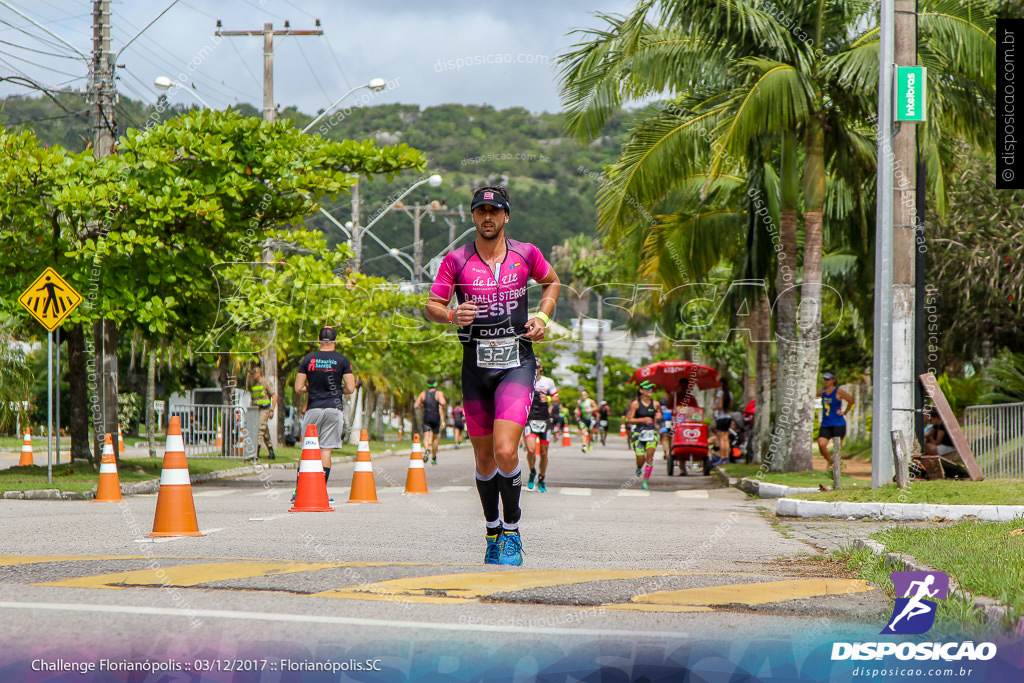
[883,571,949,635]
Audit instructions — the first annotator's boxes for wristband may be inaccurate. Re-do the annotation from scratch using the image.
[534,310,550,325]
[448,308,454,324]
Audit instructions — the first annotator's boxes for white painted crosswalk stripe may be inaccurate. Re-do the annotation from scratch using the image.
[617,490,651,497]
[558,487,592,496]
[675,490,709,499]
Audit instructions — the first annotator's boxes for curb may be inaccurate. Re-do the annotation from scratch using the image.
[775,498,1024,522]
[2,442,459,501]
[852,538,1024,635]
[735,476,820,499]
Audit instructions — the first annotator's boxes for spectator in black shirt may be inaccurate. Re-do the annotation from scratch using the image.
[295,326,355,485]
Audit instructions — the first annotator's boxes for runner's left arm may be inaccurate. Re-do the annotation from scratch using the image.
[523,265,560,342]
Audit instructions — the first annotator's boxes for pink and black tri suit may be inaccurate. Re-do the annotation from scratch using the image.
[430,238,550,437]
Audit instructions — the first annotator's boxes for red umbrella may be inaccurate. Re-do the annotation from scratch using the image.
[629,360,720,393]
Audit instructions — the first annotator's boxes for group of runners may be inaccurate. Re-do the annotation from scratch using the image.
[297,183,857,569]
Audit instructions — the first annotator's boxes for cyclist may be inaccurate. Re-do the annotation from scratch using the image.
[625,380,662,490]
[597,400,611,446]
[424,185,560,567]
[577,390,597,452]
[524,359,558,492]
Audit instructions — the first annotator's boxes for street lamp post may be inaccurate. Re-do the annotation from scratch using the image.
[301,78,387,135]
[153,76,212,109]
[388,248,415,280]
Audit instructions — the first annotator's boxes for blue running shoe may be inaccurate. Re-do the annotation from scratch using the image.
[527,470,536,489]
[484,534,502,565]
[641,480,649,491]
[537,478,546,493]
[498,531,523,566]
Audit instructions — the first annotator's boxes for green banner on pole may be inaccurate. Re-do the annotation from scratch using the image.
[895,66,927,122]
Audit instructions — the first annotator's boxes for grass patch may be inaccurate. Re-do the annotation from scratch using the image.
[873,520,1024,630]
[0,438,436,493]
[830,544,993,637]
[788,479,1024,505]
[720,463,872,491]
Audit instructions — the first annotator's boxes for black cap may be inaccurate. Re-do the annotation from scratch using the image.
[318,326,337,342]
[470,189,510,213]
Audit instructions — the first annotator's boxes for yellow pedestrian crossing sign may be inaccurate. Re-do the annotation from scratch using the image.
[18,268,82,331]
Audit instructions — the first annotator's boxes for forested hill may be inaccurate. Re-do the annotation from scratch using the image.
[1,94,634,278]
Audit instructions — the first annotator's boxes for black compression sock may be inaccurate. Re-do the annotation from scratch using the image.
[497,465,523,530]
[476,469,500,527]
[323,467,331,484]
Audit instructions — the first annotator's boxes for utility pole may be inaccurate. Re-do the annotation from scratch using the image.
[873,0,918,487]
[216,19,323,444]
[891,0,918,461]
[872,0,895,488]
[389,202,463,283]
[90,0,119,461]
[351,178,362,271]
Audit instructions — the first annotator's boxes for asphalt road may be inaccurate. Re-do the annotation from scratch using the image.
[0,433,890,679]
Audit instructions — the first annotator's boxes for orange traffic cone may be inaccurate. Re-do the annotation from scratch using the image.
[562,429,572,448]
[149,416,202,537]
[19,430,33,466]
[117,423,125,454]
[348,429,379,503]
[95,434,122,502]
[290,425,333,512]
[619,422,627,437]
[404,434,429,495]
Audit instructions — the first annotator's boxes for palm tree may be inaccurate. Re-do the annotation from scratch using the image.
[559,0,996,470]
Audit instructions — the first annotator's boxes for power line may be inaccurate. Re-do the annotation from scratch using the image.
[295,39,330,106]
[279,0,317,21]
[107,22,252,103]
[319,34,352,91]
[0,106,88,126]
[237,0,288,22]
[0,46,83,78]
[225,34,261,92]
[0,18,81,57]
[0,37,86,60]
[0,1,89,59]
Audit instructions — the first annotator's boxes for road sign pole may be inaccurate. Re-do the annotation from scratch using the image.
[55,331,60,465]
[47,331,53,484]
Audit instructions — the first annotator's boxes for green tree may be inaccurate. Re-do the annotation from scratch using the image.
[558,0,997,470]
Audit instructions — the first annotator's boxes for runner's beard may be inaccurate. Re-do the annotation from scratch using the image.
[478,224,504,241]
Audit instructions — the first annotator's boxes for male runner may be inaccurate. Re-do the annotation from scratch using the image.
[524,359,558,492]
[424,186,560,566]
[414,379,447,465]
[577,390,598,452]
[597,400,611,446]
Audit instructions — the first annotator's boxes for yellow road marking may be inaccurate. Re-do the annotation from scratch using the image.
[36,561,341,589]
[618,578,875,610]
[315,569,687,603]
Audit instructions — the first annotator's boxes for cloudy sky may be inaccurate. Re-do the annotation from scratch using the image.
[0,0,639,115]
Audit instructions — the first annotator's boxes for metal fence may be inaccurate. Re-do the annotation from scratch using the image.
[962,402,1024,479]
[168,404,258,460]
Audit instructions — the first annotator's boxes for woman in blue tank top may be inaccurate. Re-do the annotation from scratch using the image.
[816,371,855,465]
